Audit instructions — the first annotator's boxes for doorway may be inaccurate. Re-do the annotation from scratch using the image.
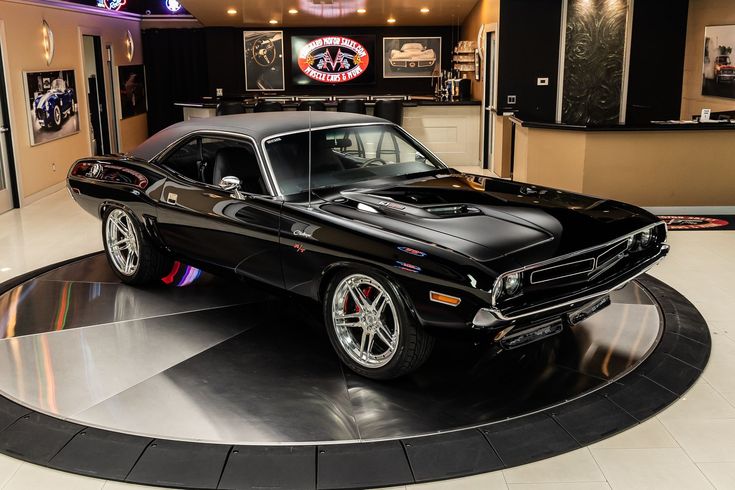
[482,29,497,170]
[0,40,17,213]
[83,35,112,155]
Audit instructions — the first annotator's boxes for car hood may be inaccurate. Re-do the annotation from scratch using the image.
[321,173,658,268]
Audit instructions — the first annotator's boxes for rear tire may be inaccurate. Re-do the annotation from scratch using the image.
[102,207,171,286]
[323,269,434,379]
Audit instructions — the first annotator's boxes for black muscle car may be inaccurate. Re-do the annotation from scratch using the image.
[67,112,669,379]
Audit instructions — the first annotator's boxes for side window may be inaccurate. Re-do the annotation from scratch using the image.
[201,137,267,195]
[160,138,201,181]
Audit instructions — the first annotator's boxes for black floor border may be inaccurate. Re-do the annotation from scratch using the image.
[0,257,712,489]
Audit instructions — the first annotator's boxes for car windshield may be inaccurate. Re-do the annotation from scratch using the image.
[51,79,66,91]
[264,124,445,195]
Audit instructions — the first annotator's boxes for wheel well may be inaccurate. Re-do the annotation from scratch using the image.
[318,262,424,326]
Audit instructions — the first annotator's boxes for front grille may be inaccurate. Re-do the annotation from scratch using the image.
[529,238,629,285]
[495,223,667,317]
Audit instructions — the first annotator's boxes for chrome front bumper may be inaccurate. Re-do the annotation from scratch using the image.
[473,244,669,329]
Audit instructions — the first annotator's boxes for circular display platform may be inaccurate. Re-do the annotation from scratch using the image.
[0,254,711,489]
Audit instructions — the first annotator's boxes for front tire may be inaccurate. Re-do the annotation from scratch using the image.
[324,270,434,379]
[103,207,170,285]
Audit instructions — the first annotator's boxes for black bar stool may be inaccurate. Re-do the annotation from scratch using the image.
[216,101,246,116]
[373,99,404,125]
[253,101,283,113]
[298,100,327,112]
[337,99,367,114]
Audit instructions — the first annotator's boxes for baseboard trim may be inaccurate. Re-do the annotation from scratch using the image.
[23,182,66,206]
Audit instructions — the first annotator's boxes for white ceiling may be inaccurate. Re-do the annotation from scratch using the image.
[178,0,478,27]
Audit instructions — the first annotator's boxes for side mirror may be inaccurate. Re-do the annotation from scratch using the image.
[219,175,241,192]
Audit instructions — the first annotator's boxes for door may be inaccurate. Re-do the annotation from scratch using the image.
[482,31,496,170]
[83,35,112,155]
[155,135,283,287]
[0,42,16,213]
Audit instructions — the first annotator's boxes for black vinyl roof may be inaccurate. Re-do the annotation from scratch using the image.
[130,112,390,161]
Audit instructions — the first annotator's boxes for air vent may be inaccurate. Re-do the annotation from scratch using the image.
[426,205,481,218]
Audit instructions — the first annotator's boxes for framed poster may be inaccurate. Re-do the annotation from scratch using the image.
[702,25,735,99]
[244,31,285,91]
[24,69,80,146]
[117,64,147,119]
[383,37,441,78]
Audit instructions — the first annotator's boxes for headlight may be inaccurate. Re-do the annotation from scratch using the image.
[639,228,653,248]
[503,272,522,296]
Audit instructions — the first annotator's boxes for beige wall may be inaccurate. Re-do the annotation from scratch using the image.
[681,0,735,118]
[0,1,147,203]
[461,0,499,101]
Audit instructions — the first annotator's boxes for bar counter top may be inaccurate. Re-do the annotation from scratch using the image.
[511,116,735,132]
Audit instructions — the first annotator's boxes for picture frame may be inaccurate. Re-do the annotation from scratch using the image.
[702,25,735,100]
[23,69,80,147]
[383,37,442,79]
[116,64,148,119]
[244,31,286,91]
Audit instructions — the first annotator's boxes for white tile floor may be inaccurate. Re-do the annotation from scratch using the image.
[0,189,733,489]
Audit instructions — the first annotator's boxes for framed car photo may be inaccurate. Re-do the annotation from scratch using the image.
[24,69,80,146]
[117,64,148,119]
[244,31,285,91]
[383,37,441,78]
[702,25,735,99]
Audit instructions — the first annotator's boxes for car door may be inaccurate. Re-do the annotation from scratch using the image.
[155,133,283,288]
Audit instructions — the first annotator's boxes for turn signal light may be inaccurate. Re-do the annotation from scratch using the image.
[430,291,461,306]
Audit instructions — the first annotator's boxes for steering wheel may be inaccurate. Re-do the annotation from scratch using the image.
[359,157,388,168]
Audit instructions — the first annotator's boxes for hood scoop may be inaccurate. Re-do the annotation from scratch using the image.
[340,191,481,219]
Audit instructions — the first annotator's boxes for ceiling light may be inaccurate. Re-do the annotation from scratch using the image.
[420,7,430,13]
[226,8,237,15]
[387,17,396,24]
[356,8,366,14]
[288,8,298,14]
[269,19,278,24]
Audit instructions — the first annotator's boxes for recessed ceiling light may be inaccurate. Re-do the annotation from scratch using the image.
[226,8,237,15]
[288,8,298,14]
[269,19,278,24]
[387,17,396,24]
[356,8,367,14]
[420,7,430,13]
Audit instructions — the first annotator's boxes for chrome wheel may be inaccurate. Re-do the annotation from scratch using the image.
[53,105,61,126]
[105,209,140,276]
[331,274,400,368]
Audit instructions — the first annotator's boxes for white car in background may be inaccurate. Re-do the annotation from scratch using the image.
[388,43,437,69]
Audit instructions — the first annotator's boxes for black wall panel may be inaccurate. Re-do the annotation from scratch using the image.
[496,0,563,122]
[625,0,689,124]
[562,0,629,125]
[142,29,209,134]
[203,26,456,97]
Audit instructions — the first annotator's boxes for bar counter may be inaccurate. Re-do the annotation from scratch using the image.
[174,97,484,166]
[509,117,735,207]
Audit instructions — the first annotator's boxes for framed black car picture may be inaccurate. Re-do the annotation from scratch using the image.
[244,31,285,91]
[117,64,148,119]
[24,69,80,146]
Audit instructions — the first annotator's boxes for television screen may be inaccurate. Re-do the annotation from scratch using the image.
[291,35,376,86]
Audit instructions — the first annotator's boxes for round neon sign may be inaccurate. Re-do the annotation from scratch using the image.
[297,36,369,84]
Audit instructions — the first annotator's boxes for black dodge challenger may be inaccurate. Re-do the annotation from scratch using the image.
[67,112,669,379]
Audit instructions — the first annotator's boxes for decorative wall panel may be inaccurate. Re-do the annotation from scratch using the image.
[562,0,628,125]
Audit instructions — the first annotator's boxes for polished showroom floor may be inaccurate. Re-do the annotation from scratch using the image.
[0,189,734,490]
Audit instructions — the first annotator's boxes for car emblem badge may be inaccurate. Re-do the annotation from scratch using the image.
[293,243,306,253]
[398,246,427,257]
